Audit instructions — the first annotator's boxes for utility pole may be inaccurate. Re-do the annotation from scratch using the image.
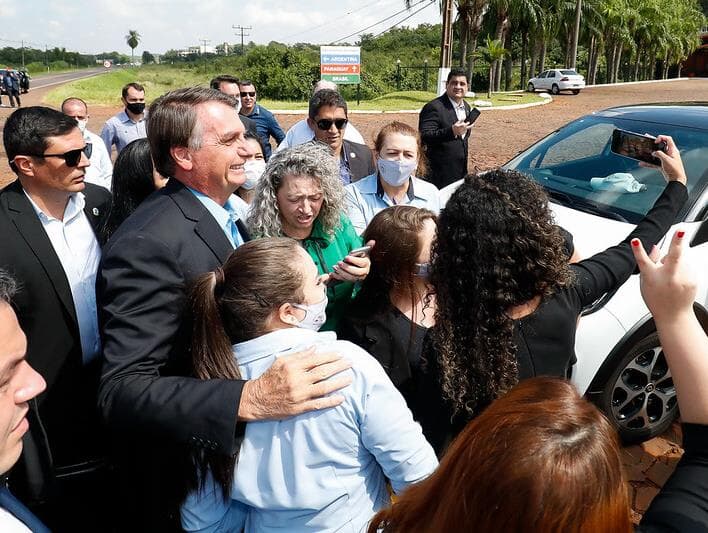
[437,0,454,94]
[21,40,25,69]
[199,38,211,73]
[232,25,252,55]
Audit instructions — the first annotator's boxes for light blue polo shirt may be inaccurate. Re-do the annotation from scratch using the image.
[344,173,442,234]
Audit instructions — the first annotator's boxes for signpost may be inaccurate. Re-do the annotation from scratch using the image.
[320,45,361,104]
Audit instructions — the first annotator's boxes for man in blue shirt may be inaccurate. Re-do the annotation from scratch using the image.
[238,80,285,160]
[100,82,147,156]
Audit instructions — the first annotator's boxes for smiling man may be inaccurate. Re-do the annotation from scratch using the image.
[238,79,285,160]
[307,89,374,184]
[97,87,353,528]
[0,106,112,530]
[0,271,48,533]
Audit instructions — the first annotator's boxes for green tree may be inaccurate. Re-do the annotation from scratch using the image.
[126,30,141,64]
[142,50,155,64]
[477,36,509,96]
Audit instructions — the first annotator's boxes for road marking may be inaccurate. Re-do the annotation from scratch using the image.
[31,70,107,90]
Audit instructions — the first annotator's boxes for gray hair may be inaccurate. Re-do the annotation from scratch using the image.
[147,86,237,178]
[247,143,345,239]
[313,80,337,94]
[0,269,17,305]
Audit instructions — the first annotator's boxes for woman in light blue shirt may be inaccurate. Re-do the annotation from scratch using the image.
[345,122,441,235]
[180,237,437,532]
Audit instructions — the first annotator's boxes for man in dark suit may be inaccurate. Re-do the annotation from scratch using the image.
[97,87,352,528]
[0,270,50,533]
[0,106,113,530]
[307,88,375,184]
[419,68,474,188]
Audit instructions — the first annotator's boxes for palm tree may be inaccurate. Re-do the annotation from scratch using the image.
[126,30,141,65]
[477,36,509,97]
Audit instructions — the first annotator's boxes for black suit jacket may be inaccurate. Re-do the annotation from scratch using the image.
[97,179,249,456]
[0,180,111,500]
[342,139,375,183]
[418,94,471,188]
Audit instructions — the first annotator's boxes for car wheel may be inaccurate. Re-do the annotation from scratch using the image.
[572,89,580,95]
[597,333,678,444]
[527,83,535,93]
[551,84,560,95]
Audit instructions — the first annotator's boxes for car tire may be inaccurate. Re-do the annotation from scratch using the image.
[551,84,560,95]
[527,83,535,93]
[596,333,678,444]
[572,89,580,95]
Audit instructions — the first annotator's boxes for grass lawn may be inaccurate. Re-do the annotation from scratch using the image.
[44,67,546,110]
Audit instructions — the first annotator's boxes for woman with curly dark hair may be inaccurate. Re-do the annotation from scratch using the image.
[421,135,688,451]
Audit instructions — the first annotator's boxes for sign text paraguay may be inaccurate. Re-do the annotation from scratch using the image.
[320,46,361,84]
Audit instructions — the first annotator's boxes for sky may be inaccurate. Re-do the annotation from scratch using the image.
[0,0,442,55]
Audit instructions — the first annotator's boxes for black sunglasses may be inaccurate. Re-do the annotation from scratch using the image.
[316,118,348,131]
[27,143,92,167]
[240,91,256,97]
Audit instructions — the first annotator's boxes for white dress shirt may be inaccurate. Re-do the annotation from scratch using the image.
[0,508,32,533]
[83,129,113,191]
[448,96,468,139]
[25,191,102,363]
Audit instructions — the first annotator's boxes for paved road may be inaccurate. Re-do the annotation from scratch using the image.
[28,67,109,90]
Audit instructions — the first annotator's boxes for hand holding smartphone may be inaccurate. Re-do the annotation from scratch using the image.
[466,107,481,125]
[611,129,668,166]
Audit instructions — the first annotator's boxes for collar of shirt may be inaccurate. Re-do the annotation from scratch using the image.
[187,187,246,247]
[447,95,466,112]
[375,174,416,202]
[246,105,261,117]
[118,109,148,124]
[24,190,85,223]
[233,328,337,366]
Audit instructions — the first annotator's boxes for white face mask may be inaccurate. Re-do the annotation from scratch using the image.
[291,295,328,331]
[242,159,266,190]
[76,119,88,134]
[235,98,242,114]
[377,157,416,187]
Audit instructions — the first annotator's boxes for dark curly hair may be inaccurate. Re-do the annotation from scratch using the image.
[430,168,574,415]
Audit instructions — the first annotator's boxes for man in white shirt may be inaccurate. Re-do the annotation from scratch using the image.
[61,97,113,190]
[277,80,366,151]
[0,271,48,533]
[0,106,112,530]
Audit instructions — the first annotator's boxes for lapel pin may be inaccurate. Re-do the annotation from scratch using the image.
[92,208,99,216]
[350,152,357,159]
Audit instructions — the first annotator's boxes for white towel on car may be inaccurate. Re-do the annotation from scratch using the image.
[590,173,647,193]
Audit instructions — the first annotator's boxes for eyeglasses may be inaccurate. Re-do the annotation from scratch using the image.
[315,118,348,131]
[240,92,256,97]
[27,144,92,167]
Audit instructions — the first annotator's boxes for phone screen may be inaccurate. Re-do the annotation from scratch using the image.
[466,108,481,125]
[611,129,665,166]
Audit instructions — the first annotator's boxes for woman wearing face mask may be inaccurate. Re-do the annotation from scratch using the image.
[345,122,441,235]
[179,237,437,532]
[338,206,436,415]
[236,132,267,204]
[248,143,373,331]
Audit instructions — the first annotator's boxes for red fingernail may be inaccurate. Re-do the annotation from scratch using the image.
[631,239,640,247]
[677,231,685,238]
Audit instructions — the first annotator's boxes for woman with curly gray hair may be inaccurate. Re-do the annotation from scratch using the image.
[247,143,372,330]
[419,135,689,453]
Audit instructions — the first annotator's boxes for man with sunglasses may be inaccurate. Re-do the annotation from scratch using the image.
[237,80,285,161]
[307,89,374,184]
[0,107,112,530]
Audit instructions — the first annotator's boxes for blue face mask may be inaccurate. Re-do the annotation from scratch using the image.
[414,262,431,279]
[377,157,416,187]
[291,295,328,331]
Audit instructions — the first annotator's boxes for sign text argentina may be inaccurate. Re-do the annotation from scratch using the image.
[320,46,361,84]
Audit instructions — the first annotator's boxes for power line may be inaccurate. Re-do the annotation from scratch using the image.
[371,0,436,38]
[282,0,388,41]
[232,25,252,55]
[332,0,433,44]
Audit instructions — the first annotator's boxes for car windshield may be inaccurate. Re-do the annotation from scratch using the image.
[504,114,708,224]
[560,70,579,75]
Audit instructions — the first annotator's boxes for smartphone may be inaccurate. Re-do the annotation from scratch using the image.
[466,107,481,125]
[611,129,667,166]
[348,245,372,258]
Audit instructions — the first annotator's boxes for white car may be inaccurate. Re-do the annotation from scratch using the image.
[527,69,585,95]
[441,103,708,443]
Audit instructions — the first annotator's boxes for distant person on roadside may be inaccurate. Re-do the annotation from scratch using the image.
[62,97,113,191]
[345,121,440,234]
[307,89,374,184]
[419,68,474,188]
[100,138,168,242]
[238,79,285,160]
[210,74,258,136]
[3,68,21,108]
[236,131,266,205]
[277,80,366,151]
[100,82,148,155]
